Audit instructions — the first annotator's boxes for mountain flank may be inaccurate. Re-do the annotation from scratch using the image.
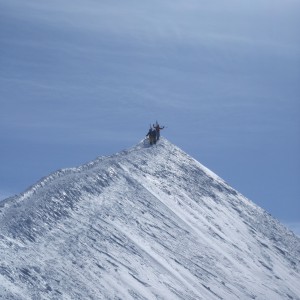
[0,138,299,299]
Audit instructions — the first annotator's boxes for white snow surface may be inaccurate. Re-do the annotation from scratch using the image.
[0,138,299,300]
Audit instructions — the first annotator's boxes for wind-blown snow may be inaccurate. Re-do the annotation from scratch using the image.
[0,138,299,299]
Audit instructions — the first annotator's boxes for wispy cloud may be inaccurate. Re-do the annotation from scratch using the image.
[4,0,299,49]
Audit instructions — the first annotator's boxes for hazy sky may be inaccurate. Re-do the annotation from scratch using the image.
[1,0,299,234]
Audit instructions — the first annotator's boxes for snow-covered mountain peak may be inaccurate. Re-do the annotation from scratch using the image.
[1,138,299,299]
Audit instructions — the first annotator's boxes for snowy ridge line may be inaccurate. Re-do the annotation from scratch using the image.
[0,140,144,207]
[0,166,92,207]
[1,138,300,299]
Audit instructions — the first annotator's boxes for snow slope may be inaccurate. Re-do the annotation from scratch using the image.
[0,138,299,299]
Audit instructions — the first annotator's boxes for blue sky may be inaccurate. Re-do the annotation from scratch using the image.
[0,0,299,234]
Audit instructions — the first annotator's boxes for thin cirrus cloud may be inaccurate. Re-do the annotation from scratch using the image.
[1,0,299,142]
[5,0,298,47]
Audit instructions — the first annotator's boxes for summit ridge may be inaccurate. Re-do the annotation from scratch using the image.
[0,138,299,299]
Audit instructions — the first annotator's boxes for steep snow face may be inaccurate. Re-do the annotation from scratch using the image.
[0,138,299,300]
